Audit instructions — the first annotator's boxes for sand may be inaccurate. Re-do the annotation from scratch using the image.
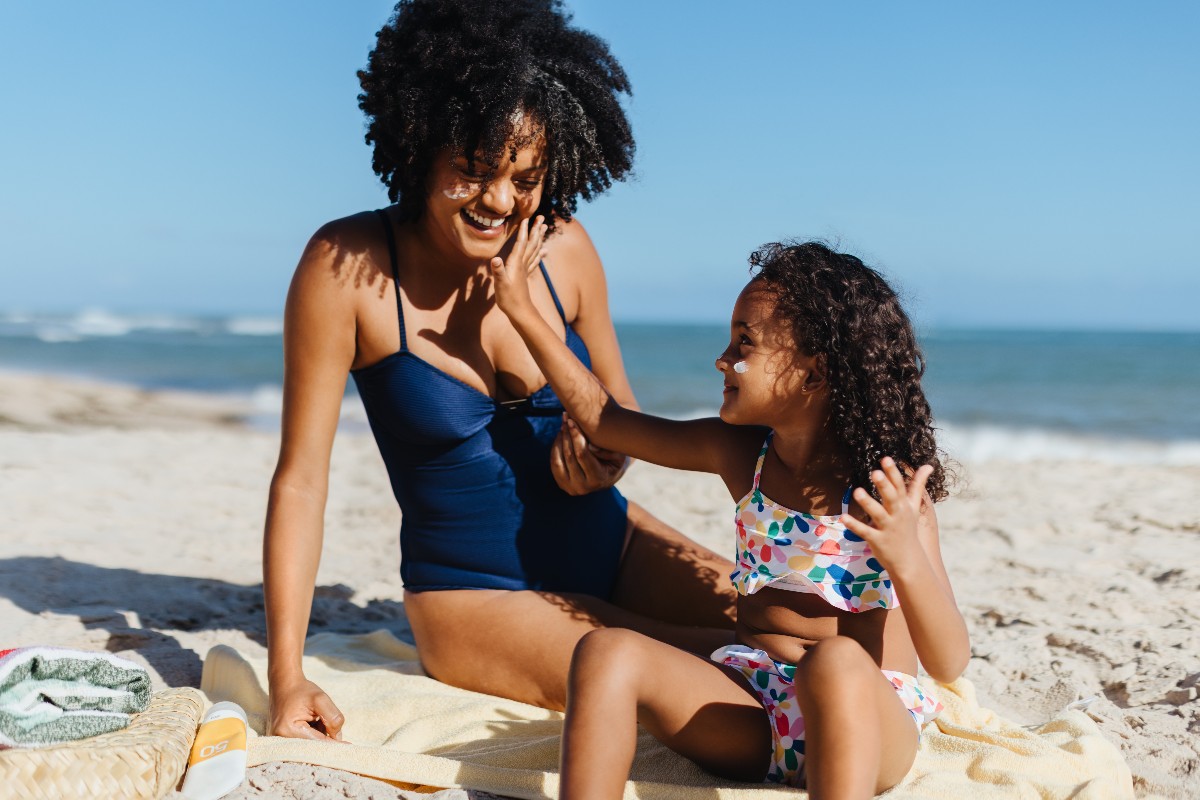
[0,370,1195,798]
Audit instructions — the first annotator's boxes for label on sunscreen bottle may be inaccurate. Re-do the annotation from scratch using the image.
[180,701,248,800]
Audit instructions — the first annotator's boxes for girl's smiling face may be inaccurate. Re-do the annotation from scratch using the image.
[422,130,548,264]
[715,281,822,426]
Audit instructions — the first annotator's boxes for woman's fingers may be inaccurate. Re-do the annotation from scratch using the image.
[555,419,582,490]
[549,429,571,491]
[565,420,599,485]
[311,694,346,741]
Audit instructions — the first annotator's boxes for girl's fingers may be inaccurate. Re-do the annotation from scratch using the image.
[908,464,934,504]
[852,486,886,523]
[881,457,907,493]
[514,215,529,252]
[840,512,879,541]
[871,468,900,506]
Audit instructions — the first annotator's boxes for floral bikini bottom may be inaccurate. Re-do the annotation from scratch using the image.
[712,644,944,787]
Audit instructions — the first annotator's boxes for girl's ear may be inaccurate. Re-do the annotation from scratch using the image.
[803,353,828,393]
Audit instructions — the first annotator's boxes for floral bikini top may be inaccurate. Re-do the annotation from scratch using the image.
[730,433,899,613]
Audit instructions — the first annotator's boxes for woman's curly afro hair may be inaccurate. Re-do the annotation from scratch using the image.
[358,0,634,230]
[750,242,951,502]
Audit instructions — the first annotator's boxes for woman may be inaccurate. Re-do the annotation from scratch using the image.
[264,0,735,741]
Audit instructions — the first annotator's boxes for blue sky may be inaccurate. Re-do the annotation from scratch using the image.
[2,1,1196,329]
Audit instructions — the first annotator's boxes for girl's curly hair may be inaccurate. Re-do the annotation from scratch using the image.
[750,242,950,502]
[357,0,634,230]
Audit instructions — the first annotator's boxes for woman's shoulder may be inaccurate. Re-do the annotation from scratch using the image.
[306,210,387,259]
[544,217,600,269]
[292,210,390,291]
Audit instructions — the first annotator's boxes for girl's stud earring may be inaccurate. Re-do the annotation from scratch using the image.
[733,361,749,374]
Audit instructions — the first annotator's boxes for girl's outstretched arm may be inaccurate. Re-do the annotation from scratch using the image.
[491,217,737,476]
[841,459,970,683]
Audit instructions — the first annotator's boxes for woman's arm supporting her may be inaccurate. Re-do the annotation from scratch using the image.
[492,219,736,477]
[262,221,361,740]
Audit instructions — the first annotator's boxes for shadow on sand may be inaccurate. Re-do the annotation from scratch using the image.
[0,556,411,687]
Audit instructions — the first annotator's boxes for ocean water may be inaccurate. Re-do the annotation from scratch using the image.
[2,310,1198,464]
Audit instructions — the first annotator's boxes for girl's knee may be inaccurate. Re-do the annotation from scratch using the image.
[567,628,658,711]
[795,635,876,688]
[570,628,648,683]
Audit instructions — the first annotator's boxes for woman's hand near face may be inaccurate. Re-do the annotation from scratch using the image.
[489,215,547,318]
[551,415,631,494]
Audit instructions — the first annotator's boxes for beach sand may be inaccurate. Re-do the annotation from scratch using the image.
[0,371,1195,799]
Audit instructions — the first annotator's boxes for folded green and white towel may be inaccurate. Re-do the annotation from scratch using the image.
[0,646,151,748]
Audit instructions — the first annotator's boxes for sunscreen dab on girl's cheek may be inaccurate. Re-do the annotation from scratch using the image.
[734,361,749,374]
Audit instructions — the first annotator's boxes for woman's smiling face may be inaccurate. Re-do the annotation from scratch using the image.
[422,130,548,263]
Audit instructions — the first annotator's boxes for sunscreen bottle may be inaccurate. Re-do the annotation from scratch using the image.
[180,701,248,800]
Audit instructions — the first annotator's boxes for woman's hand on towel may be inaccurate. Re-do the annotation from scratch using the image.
[269,677,348,743]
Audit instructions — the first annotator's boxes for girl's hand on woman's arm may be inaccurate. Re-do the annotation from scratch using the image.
[841,459,971,683]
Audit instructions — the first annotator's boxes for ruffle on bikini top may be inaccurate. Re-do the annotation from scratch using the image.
[730,484,899,613]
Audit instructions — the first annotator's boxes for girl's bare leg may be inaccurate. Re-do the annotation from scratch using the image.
[560,628,770,800]
[405,502,736,711]
[794,637,920,800]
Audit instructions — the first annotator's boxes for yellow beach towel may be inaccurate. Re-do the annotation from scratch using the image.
[200,630,1133,799]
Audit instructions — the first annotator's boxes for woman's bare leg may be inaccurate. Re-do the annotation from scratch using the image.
[405,587,733,711]
[794,637,920,799]
[561,628,770,800]
[406,501,737,710]
[609,501,736,628]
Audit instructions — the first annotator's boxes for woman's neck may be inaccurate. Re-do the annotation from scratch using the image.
[396,216,494,290]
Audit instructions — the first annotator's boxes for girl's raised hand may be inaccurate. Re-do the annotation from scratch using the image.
[840,458,933,574]
[490,215,548,317]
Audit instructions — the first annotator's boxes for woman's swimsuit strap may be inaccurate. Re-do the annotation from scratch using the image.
[375,209,407,352]
[539,261,568,324]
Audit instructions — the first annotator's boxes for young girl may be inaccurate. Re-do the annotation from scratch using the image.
[490,221,970,799]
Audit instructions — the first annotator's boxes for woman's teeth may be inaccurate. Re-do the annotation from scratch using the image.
[463,208,506,228]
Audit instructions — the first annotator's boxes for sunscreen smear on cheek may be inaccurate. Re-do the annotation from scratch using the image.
[442,180,475,200]
[180,701,248,800]
[733,361,749,374]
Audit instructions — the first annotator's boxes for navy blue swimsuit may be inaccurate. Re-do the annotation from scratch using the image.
[351,211,629,597]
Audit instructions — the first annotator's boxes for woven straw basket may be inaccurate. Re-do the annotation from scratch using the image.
[0,687,204,800]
